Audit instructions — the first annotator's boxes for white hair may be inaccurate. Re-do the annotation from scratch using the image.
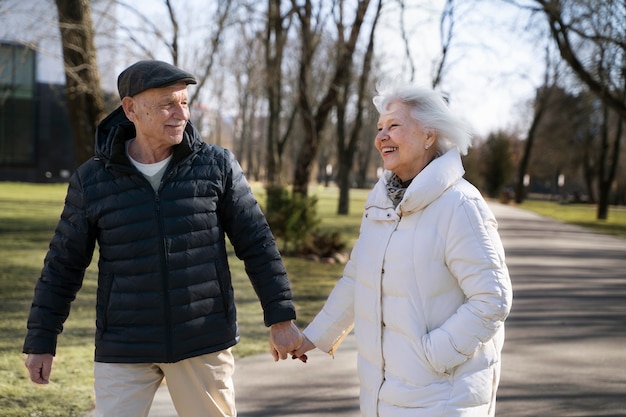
[373,83,472,155]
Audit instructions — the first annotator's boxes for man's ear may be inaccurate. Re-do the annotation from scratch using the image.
[121,96,136,122]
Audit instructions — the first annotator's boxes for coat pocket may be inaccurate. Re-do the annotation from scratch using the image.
[95,272,114,339]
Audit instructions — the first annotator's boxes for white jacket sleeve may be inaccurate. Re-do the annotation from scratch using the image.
[303,259,357,354]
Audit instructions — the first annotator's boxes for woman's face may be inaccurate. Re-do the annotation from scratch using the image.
[375,100,436,181]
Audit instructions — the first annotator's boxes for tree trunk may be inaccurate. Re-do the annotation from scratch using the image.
[514,92,547,204]
[336,149,353,215]
[336,0,381,214]
[55,0,106,165]
[596,105,623,220]
[292,0,371,196]
[265,0,294,190]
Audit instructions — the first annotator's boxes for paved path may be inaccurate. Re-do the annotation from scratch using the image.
[139,202,626,416]
[489,203,626,416]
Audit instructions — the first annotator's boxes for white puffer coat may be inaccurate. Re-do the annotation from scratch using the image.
[304,149,513,417]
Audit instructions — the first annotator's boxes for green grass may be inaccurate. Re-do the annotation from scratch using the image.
[0,182,366,416]
[0,182,98,417]
[517,199,626,237]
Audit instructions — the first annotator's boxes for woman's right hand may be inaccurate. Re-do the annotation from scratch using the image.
[290,335,316,363]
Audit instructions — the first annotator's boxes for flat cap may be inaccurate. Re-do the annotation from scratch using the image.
[117,60,197,98]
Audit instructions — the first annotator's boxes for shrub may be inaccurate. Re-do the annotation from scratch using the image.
[265,185,321,254]
[300,230,347,258]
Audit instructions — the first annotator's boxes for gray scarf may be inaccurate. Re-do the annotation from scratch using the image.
[386,173,413,207]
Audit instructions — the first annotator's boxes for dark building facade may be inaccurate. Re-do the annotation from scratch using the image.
[0,41,76,182]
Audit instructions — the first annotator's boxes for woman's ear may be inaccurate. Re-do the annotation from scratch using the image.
[425,128,437,147]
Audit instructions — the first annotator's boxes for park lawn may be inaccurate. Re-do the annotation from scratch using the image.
[517,199,626,237]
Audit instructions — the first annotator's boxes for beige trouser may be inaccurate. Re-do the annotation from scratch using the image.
[94,349,236,417]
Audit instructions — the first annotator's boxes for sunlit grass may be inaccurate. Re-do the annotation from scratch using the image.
[518,199,626,237]
[0,182,97,417]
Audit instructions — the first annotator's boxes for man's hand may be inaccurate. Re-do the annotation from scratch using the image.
[24,353,53,384]
[269,320,303,361]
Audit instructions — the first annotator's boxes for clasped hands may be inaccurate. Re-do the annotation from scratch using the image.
[269,320,315,363]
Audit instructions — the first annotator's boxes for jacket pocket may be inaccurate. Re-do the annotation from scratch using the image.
[95,272,114,339]
[212,259,231,317]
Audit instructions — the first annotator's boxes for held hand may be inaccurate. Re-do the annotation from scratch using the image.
[269,320,304,362]
[24,353,53,384]
[290,335,315,363]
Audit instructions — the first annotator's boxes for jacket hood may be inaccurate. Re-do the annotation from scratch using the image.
[95,105,204,162]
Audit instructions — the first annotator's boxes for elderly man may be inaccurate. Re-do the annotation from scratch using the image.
[23,60,302,417]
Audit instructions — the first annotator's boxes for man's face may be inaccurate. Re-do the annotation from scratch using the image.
[124,82,190,149]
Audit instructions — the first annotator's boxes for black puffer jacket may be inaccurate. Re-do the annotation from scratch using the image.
[23,106,296,363]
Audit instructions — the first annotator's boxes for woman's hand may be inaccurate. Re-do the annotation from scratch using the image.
[290,335,316,363]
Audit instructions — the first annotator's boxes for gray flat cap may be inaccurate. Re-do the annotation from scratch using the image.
[117,60,197,98]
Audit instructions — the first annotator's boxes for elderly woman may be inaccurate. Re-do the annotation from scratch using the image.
[292,84,513,417]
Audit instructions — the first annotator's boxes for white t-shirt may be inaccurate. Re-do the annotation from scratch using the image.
[126,140,172,191]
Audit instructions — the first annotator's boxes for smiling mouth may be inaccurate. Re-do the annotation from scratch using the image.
[382,146,398,154]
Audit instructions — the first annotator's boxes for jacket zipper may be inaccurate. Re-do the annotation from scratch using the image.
[376,213,401,409]
[107,146,191,361]
[155,164,178,361]
[154,194,173,361]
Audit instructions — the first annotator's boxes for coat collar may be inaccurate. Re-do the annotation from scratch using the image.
[367,148,465,214]
[95,105,203,168]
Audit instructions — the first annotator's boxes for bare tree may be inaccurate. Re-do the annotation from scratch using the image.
[530,0,625,218]
[514,44,561,203]
[531,0,626,122]
[231,26,264,179]
[432,0,456,88]
[395,0,416,82]
[187,0,234,107]
[114,0,234,107]
[264,0,297,186]
[55,0,106,165]
[393,0,458,89]
[292,0,373,196]
[335,0,383,214]
[596,95,624,219]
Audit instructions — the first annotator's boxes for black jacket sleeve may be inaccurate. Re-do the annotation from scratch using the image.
[23,171,97,355]
[218,149,296,327]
